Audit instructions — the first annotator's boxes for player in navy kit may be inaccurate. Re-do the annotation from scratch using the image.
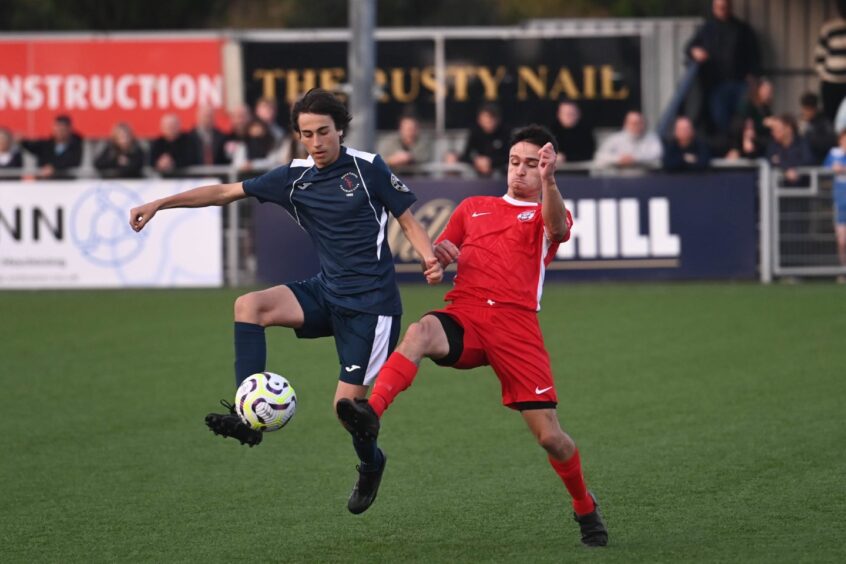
[129,89,442,514]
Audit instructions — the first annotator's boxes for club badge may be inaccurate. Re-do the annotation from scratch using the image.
[391,173,410,193]
[340,172,360,195]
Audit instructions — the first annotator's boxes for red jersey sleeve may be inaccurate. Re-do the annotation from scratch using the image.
[436,199,467,247]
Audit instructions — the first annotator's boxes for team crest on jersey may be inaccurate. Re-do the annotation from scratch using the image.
[391,173,410,192]
[340,172,360,194]
[517,210,536,222]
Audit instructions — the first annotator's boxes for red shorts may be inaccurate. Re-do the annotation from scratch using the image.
[430,300,557,409]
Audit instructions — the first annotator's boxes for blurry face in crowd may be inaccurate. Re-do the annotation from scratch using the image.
[196,106,215,130]
[256,100,276,123]
[770,119,793,145]
[229,105,251,133]
[52,120,71,143]
[160,115,181,140]
[758,80,773,105]
[713,0,731,20]
[113,124,134,149]
[296,112,342,168]
[398,117,419,144]
[674,117,695,146]
[623,112,645,137]
[0,130,11,152]
[506,141,543,202]
[477,110,499,134]
[248,120,269,138]
[557,102,580,128]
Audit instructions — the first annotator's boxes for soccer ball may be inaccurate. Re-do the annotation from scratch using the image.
[235,372,297,432]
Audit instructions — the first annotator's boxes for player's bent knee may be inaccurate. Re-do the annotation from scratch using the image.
[538,429,574,458]
[234,292,268,326]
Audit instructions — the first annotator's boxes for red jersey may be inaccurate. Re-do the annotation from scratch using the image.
[436,195,572,311]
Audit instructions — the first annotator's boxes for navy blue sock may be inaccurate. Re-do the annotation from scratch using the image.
[353,436,383,472]
[234,322,266,387]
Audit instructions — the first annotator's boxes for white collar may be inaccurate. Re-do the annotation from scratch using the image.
[502,194,539,207]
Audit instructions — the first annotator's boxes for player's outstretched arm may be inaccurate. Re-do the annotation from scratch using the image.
[538,142,570,242]
[129,182,246,232]
[395,209,443,285]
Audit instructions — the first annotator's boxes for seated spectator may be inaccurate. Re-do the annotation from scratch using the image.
[725,117,767,160]
[550,99,595,165]
[255,97,285,147]
[822,130,846,280]
[662,116,711,172]
[799,92,836,163]
[736,77,774,144]
[377,111,434,170]
[94,123,145,178]
[20,114,82,178]
[446,103,510,177]
[593,111,663,169]
[149,114,195,175]
[225,104,252,161]
[0,128,22,168]
[232,119,278,171]
[188,106,228,165]
[766,114,814,185]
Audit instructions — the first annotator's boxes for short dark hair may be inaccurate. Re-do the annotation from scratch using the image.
[478,102,501,120]
[509,124,558,153]
[290,88,352,138]
[800,92,819,109]
[54,115,72,126]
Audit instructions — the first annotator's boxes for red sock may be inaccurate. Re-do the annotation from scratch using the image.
[369,352,418,417]
[548,450,595,515]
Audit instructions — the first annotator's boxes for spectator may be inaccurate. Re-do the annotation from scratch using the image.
[685,0,761,134]
[593,111,663,169]
[447,103,510,177]
[149,114,195,175]
[766,114,814,186]
[254,97,285,147]
[725,118,766,160]
[0,128,22,168]
[232,119,278,171]
[188,106,228,166]
[662,116,711,172]
[815,0,846,123]
[799,92,836,163]
[20,114,83,178]
[377,111,434,170]
[550,100,596,165]
[225,104,252,161]
[94,123,145,178]
[822,129,846,281]
[735,76,774,143]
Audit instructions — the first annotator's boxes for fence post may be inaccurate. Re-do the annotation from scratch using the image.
[758,160,772,284]
[226,168,240,287]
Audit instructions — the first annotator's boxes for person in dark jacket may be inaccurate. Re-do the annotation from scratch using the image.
[551,100,596,165]
[799,92,836,164]
[95,122,146,178]
[766,114,815,186]
[663,116,711,172]
[686,0,761,134]
[149,113,196,175]
[448,103,510,177]
[20,114,83,178]
[187,106,228,165]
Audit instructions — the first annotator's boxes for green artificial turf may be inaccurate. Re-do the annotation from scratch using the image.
[1,283,844,563]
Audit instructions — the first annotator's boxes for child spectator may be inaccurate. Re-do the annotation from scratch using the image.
[823,130,846,282]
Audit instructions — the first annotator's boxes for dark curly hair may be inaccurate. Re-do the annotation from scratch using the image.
[509,124,558,153]
[290,88,352,140]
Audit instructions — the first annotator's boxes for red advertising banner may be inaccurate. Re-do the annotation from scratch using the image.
[0,38,225,138]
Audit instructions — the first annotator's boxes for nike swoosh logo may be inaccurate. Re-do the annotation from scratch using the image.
[344,365,361,372]
[471,212,491,217]
[535,386,553,395]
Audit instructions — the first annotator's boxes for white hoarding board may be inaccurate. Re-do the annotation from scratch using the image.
[0,179,223,288]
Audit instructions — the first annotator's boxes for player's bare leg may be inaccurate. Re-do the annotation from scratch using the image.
[521,409,608,547]
[206,285,306,447]
[836,225,846,283]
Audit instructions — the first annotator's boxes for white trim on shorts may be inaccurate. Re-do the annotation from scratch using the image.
[364,315,393,386]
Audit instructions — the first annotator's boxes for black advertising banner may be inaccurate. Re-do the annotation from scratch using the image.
[253,172,757,285]
[241,35,640,131]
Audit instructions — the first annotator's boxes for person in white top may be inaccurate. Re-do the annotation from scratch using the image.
[593,111,663,169]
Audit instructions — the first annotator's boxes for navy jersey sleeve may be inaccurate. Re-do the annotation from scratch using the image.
[369,154,417,217]
[242,165,292,205]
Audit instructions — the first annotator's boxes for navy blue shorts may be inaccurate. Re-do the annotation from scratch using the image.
[287,278,401,386]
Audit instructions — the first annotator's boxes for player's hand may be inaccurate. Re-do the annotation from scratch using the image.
[423,256,443,285]
[538,142,556,181]
[129,202,159,232]
[434,240,460,267]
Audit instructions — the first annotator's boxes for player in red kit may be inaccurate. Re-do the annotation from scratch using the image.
[336,125,608,547]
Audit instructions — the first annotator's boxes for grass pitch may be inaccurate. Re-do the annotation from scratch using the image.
[1,283,845,563]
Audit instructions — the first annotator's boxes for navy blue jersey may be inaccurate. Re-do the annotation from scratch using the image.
[242,146,416,315]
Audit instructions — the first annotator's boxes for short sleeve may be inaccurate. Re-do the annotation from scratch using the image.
[436,199,467,247]
[242,165,292,205]
[823,150,835,168]
[368,155,417,217]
